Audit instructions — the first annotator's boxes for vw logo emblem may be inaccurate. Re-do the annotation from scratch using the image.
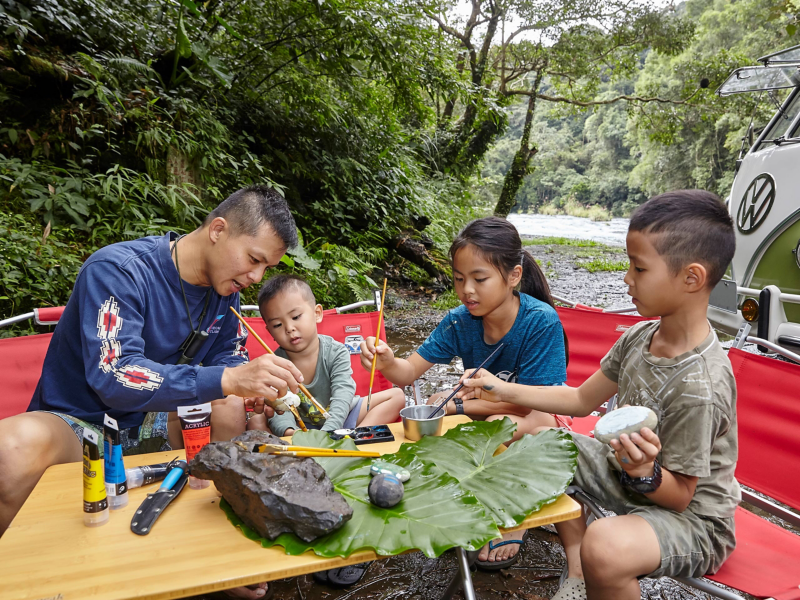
[737,173,775,234]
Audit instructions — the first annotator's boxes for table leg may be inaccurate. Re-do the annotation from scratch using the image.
[439,548,479,600]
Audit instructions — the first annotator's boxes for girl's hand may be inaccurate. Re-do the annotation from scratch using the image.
[456,369,507,403]
[360,336,395,371]
[609,428,662,478]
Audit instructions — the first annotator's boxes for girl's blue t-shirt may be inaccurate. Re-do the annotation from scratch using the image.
[417,292,566,385]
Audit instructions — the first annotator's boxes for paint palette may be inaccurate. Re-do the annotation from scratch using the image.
[329,424,395,445]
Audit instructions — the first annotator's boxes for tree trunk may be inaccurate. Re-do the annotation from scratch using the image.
[393,232,449,282]
[439,6,502,172]
[494,73,543,217]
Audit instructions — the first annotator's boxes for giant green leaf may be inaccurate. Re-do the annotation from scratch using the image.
[221,430,499,558]
[402,418,578,527]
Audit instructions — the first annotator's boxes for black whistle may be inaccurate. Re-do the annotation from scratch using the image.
[177,330,209,365]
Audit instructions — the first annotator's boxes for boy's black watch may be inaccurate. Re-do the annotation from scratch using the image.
[620,459,662,494]
[452,398,464,415]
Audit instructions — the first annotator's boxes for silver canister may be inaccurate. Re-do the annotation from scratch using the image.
[400,405,444,441]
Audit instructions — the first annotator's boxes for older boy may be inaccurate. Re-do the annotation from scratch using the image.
[250,274,405,435]
[458,190,739,600]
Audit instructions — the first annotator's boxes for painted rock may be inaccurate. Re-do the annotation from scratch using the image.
[368,473,404,508]
[370,460,411,482]
[593,405,658,444]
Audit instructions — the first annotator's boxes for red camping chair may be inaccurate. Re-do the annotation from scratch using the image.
[556,306,656,435]
[0,302,391,422]
[691,348,800,600]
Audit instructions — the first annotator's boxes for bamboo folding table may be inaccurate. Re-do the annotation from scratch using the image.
[0,416,581,600]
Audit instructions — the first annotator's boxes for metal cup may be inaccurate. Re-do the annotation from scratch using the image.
[400,405,444,441]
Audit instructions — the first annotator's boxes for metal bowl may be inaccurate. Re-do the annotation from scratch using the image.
[400,405,444,441]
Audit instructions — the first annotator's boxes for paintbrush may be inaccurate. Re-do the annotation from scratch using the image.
[287,405,308,432]
[270,450,381,458]
[229,307,331,419]
[427,343,505,419]
[251,443,375,454]
[366,278,388,412]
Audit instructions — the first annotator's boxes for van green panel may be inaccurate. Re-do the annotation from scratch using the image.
[750,219,800,323]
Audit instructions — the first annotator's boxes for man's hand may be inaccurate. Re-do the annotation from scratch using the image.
[360,336,395,372]
[455,369,507,403]
[609,428,662,478]
[221,354,303,399]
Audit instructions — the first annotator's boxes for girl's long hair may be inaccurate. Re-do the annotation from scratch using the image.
[449,216,569,364]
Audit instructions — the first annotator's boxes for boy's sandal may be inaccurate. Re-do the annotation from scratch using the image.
[314,562,371,588]
[551,577,586,600]
[475,530,529,571]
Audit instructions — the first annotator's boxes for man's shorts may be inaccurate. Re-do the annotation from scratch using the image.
[570,432,736,579]
[40,411,172,458]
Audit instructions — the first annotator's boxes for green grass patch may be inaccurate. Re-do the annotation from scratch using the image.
[522,236,599,247]
[582,257,629,273]
[431,289,462,310]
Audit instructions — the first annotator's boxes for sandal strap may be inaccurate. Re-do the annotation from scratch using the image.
[487,538,525,550]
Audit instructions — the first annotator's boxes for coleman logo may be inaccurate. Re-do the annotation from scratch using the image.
[737,173,775,234]
[344,325,361,333]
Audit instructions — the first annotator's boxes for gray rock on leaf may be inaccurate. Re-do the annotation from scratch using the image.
[190,430,353,542]
[593,405,658,444]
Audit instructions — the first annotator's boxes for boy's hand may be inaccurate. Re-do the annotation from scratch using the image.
[609,428,662,478]
[284,428,296,437]
[455,369,507,403]
[360,336,395,371]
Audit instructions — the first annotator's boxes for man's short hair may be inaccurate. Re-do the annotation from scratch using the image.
[629,190,735,287]
[258,274,317,313]
[203,185,298,250]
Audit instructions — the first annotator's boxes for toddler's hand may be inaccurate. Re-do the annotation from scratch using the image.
[360,336,395,371]
[456,369,506,403]
[243,396,276,418]
[609,428,662,478]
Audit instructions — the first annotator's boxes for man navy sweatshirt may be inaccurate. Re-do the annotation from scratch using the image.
[28,232,249,429]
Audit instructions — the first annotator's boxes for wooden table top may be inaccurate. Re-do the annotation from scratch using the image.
[0,416,581,600]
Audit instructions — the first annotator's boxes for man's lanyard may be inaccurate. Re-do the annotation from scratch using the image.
[172,234,212,364]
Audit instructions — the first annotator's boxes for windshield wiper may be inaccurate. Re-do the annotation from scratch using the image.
[763,135,800,145]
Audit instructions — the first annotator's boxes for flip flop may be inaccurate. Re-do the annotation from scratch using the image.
[325,562,371,588]
[475,530,529,572]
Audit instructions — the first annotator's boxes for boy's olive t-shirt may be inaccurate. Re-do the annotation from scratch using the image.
[600,321,741,518]
[268,334,356,436]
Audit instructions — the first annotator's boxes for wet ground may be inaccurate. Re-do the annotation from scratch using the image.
[189,238,793,600]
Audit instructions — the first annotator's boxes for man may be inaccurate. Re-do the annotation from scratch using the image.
[0,185,303,599]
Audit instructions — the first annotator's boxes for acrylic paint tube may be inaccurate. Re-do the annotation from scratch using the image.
[82,428,109,527]
[177,403,212,489]
[125,462,171,489]
[103,414,129,509]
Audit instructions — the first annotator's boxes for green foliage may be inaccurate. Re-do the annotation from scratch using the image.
[581,257,630,273]
[220,420,577,557]
[0,212,85,336]
[430,289,461,310]
[522,237,600,247]
[406,420,578,527]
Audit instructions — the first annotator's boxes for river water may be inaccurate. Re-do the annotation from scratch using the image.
[508,213,630,246]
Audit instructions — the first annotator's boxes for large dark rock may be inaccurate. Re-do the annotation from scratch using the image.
[190,430,353,542]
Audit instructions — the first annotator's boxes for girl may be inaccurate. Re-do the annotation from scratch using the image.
[360,216,570,570]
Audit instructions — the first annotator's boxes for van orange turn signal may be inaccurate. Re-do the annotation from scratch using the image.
[741,298,759,322]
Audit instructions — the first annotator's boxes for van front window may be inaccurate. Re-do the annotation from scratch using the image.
[758,89,800,149]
